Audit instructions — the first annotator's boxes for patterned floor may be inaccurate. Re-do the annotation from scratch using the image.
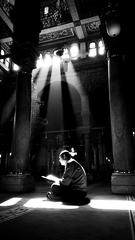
[0,198,33,223]
[0,183,135,240]
[0,195,81,223]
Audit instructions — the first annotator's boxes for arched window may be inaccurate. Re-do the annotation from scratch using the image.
[98,40,105,55]
[88,42,97,57]
[70,43,79,60]
[5,57,10,68]
[0,49,5,63]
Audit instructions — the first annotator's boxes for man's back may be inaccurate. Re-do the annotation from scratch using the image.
[61,159,87,193]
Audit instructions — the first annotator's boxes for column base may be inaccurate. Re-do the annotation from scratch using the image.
[111,172,135,194]
[0,173,35,193]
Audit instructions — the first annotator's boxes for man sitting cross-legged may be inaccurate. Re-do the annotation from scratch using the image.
[46,150,89,205]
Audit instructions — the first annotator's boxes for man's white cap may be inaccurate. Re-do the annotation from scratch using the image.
[59,150,70,156]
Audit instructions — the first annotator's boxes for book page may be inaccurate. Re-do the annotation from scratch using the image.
[41,174,61,183]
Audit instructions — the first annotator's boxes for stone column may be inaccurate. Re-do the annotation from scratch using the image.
[1,68,35,193]
[100,1,135,194]
[11,71,31,172]
[84,134,90,172]
[0,0,41,192]
[108,53,135,194]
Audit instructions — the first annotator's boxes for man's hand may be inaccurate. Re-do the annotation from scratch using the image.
[41,174,61,183]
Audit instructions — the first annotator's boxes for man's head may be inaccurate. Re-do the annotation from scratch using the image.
[59,150,71,166]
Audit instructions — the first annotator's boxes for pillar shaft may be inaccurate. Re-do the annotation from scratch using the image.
[11,71,31,172]
[108,54,135,194]
[0,0,41,192]
[108,54,135,172]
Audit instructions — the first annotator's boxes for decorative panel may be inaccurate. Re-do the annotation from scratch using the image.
[85,20,100,34]
[39,28,74,43]
[40,0,72,29]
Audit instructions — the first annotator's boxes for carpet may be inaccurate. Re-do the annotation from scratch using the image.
[0,198,33,223]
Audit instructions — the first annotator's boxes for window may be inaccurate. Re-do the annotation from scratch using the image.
[0,49,5,63]
[44,6,49,15]
[70,43,79,60]
[5,57,10,68]
[0,48,11,70]
[88,42,97,57]
[98,40,105,55]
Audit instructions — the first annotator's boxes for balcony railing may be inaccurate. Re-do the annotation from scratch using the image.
[0,0,13,17]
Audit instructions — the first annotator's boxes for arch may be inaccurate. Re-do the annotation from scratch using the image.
[39,80,82,131]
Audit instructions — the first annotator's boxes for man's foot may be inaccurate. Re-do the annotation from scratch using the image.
[46,192,62,201]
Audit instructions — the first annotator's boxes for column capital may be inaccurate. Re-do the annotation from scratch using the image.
[11,41,39,73]
[10,0,42,73]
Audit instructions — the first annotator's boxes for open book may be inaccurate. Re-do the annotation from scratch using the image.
[41,174,61,183]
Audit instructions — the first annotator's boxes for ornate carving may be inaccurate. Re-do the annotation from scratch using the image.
[40,0,71,29]
[85,20,100,34]
[0,0,13,17]
[0,41,12,53]
[39,28,74,43]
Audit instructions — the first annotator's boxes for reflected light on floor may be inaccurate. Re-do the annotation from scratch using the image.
[24,198,79,209]
[0,197,22,206]
[89,199,135,210]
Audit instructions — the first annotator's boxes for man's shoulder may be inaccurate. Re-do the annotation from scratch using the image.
[67,159,81,167]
